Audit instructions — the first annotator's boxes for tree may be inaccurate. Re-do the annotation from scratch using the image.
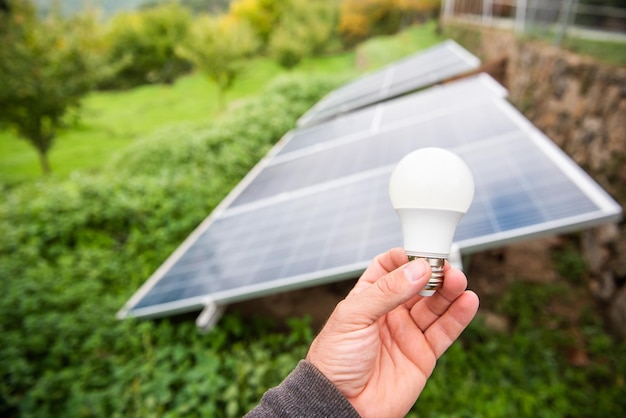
[338,0,403,45]
[102,3,192,89]
[229,0,285,48]
[0,2,100,175]
[176,14,259,108]
[268,0,339,69]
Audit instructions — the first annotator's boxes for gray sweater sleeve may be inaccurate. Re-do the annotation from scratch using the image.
[244,360,361,418]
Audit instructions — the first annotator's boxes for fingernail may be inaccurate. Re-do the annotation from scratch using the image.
[404,260,426,282]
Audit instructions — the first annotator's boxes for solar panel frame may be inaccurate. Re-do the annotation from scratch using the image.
[452,100,623,253]
[296,39,481,128]
[118,76,622,321]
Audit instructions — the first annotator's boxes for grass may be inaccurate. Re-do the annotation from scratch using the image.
[520,26,626,66]
[563,37,626,66]
[0,58,284,185]
[0,23,443,186]
[0,52,357,186]
[356,20,445,70]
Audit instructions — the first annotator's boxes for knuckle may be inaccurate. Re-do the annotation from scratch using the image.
[375,274,401,296]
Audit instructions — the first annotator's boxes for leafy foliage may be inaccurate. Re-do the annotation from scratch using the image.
[268,0,339,69]
[229,0,285,47]
[553,240,588,284]
[408,281,626,417]
[0,1,101,175]
[338,0,441,45]
[0,74,339,417]
[176,14,260,107]
[99,2,192,89]
[339,0,404,45]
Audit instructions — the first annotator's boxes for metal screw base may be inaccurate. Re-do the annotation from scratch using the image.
[407,255,445,296]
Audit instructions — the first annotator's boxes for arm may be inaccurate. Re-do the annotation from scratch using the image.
[244,360,360,418]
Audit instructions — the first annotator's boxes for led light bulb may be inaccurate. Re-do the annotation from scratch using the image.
[389,147,475,296]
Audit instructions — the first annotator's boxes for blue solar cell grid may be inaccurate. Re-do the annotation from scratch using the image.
[119,86,621,319]
[113,19,626,326]
[297,40,480,127]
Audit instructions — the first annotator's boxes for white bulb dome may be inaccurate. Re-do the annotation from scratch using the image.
[389,147,475,259]
[389,147,474,212]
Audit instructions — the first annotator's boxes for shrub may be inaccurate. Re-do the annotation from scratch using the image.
[0,74,339,417]
[229,0,285,47]
[99,3,192,90]
[268,0,340,69]
[338,0,441,47]
[338,0,403,45]
[409,281,626,417]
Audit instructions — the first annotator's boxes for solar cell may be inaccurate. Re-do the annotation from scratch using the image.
[280,73,506,157]
[118,80,621,322]
[232,101,516,207]
[296,40,481,127]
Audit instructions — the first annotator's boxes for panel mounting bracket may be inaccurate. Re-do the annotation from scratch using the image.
[195,299,226,333]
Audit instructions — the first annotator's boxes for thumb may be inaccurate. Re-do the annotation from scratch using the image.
[343,259,431,325]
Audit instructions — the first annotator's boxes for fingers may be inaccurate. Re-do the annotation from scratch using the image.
[424,290,479,358]
[338,257,431,326]
[360,248,409,283]
[350,248,408,296]
[408,264,471,331]
[372,247,410,277]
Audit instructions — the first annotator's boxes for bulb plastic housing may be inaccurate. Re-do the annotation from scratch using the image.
[389,147,475,295]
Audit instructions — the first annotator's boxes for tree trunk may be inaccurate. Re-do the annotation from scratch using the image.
[38,149,51,175]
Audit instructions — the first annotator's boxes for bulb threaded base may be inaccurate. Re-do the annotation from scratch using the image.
[407,255,445,296]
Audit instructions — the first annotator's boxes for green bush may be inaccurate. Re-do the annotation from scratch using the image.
[99,3,192,90]
[0,74,338,417]
[109,74,338,178]
[409,281,626,417]
[268,0,339,69]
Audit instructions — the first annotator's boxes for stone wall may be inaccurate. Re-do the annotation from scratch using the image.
[443,21,626,338]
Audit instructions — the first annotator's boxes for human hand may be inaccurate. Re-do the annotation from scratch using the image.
[306,248,479,418]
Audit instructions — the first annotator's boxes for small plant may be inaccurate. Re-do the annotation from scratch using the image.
[553,240,588,284]
[410,281,626,417]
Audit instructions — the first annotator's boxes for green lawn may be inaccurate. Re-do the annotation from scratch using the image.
[0,56,357,186]
[356,20,445,69]
[0,23,443,186]
[563,36,626,66]
[0,59,285,185]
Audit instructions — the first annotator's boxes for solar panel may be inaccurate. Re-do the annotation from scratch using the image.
[296,39,481,128]
[234,74,507,207]
[118,74,621,323]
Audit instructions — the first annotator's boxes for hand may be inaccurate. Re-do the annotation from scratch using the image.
[306,248,479,418]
